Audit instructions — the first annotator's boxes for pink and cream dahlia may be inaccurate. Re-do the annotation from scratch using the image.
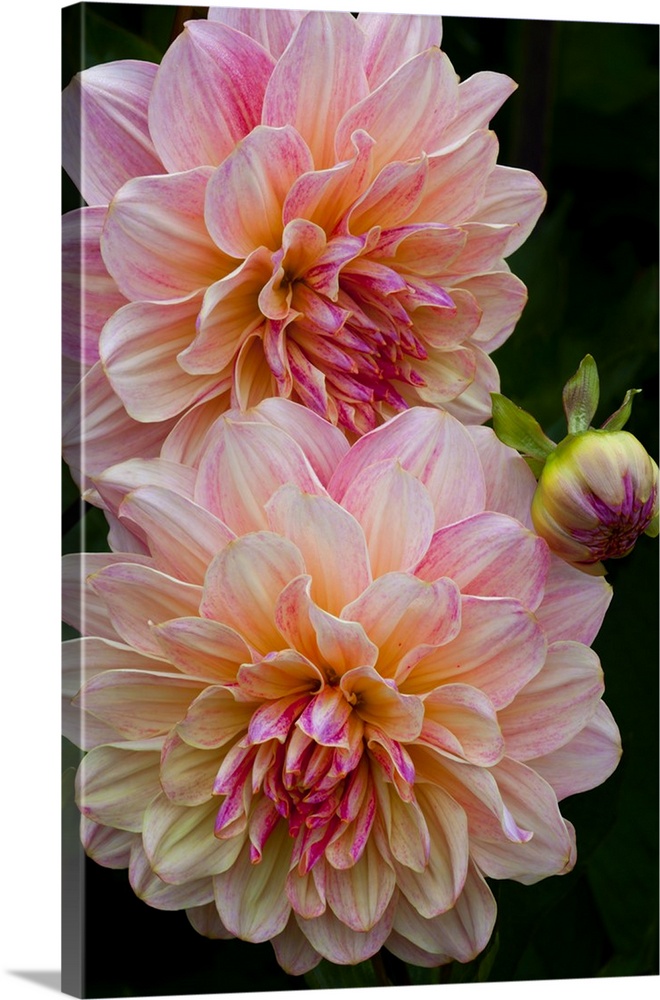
[63,401,620,971]
[62,8,545,484]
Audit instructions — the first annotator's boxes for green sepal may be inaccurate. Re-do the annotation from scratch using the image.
[524,455,547,479]
[601,387,641,432]
[490,393,556,461]
[644,510,659,538]
[562,354,600,434]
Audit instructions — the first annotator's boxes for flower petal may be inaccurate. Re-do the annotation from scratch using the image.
[535,554,613,645]
[208,6,305,59]
[80,817,138,869]
[160,732,227,805]
[415,511,549,610]
[129,840,214,909]
[213,819,293,942]
[62,60,164,206]
[530,702,622,800]
[266,484,371,614]
[324,837,396,931]
[271,913,322,975]
[408,129,499,226]
[263,11,369,169]
[101,168,235,300]
[358,12,442,90]
[152,617,251,684]
[498,641,605,761]
[143,793,244,883]
[148,19,275,172]
[76,741,163,831]
[296,893,396,964]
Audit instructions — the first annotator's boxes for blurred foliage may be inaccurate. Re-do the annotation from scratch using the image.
[62,5,658,996]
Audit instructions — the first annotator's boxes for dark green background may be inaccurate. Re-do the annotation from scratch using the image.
[62,5,659,995]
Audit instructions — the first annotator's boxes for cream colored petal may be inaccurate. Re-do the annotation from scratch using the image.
[295,892,397,965]
[76,741,163,832]
[186,901,234,939]
[143,793,244,884]
[271,913,323,975]
[80,817,138,869]
[213,818,293,942]
[129,839,214,909]
[152,617,251,684]
[160,732,228,806]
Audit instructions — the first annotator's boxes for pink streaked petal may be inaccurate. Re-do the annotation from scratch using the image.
[271,913,323,974]
[200,532,306,655]
[388,861,497,965]
[100,294,228,422]
[213,820,293,942]
[415,511,549,611]
[195,418,323,534]
[63,362,177,487]
[411,747,532,845]
[250,397,350,486]
[358,12,442,90]
[367,728,416,794]
[160,731,226,805]
[336,48,459,173]
[328,407,486,528]
[129,840,214,910]
[101,168,235,301]
[411,292,480,351]
[467,426,537,527]
[499,641,605,761]
[207,7,305,59]
[341,665,424,743]
[393,783,467,918]
[342,573,461,681]
[470,758,576,883]
[348,156,429,233]
[286,339,333,419]
[340,460,436,577]
[62,208,126,365]
[530,701,622,801]
[152,617,250,684]
[535,554,613,645]
[374,224,466,280]
[187,901,234,940]
[441,71,518,147]
[263,11,369,170]
[247,693,310,745]
[62,60,164,206]
[176,685,254,749]
[62,552,153,642]
[471,164,547,255]
[439,346,500,425]
[118,486,234,585]
[76,741,162,831]
[80,817,138,869]
[283,129,375,236]
[91,456,196,527]
[148,20,275,172]
[324,837,396,932]
[408,129,499,226]
[204,125,313,257]
[88,562,203,657]
[403,595,546,708]
[420,683,504,766]
[143,793,244,883]
[444,222,515,277]
[238,651,323,701]
[180,249,271,375]
[295,893,397,965]
[76,668,208,740]
[265,484,371,615]
[297,686,353,748]
[459,271,528,353]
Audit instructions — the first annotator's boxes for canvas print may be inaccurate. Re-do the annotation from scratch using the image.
[61,4,659,997]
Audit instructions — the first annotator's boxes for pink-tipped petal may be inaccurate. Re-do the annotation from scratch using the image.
[459,271,528,353]
[101,168,235,300]
[358,12,442,90]
[415,511,549,611]
[62,60,164,206]
[535,554,613,645]
[263,11,369,170]
[441,71,518,147]
[148,20,275,172]
[207,7,305,58]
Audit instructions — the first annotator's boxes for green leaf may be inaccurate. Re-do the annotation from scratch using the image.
[600,387,641,431]
[491,393,556,461]
[562,354,600,434]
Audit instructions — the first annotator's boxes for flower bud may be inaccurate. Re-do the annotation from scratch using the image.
[531,429,659,573]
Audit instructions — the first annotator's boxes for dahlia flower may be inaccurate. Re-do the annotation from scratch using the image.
[63,400,620,971]
[62,7,545,484]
